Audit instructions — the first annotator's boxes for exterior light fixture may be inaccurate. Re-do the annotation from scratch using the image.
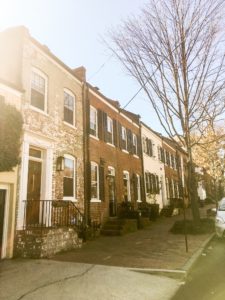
[56,156,65,171]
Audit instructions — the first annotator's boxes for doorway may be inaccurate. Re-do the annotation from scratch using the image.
[0,189,6,258]
[26,147,42,226]
[108,167,116,217]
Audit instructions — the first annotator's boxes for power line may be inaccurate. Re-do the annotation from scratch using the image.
[88,54,114,81]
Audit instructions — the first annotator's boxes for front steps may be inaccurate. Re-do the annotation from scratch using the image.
[100,218,138,236]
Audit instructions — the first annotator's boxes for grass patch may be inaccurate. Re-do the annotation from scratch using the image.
[170,218,215,235]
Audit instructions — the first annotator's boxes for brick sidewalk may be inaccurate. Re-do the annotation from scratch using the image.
[52,205,215,270]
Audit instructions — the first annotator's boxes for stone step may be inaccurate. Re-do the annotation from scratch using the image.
[100,229,123,236]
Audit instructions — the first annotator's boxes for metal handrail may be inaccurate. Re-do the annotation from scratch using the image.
[22,200,85,233]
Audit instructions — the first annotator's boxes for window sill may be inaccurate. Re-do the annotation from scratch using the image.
[137,200,142,203]
[133,154,139,159]
[107,142,115,148]
[122,149,129,154]
[30,105,48,116]
[90,134,99,141]
[91,199,101,203]
[63,198,78,202]
[63,121,77,129]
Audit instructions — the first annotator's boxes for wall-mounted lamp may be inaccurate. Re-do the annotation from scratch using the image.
[56,156,65,171]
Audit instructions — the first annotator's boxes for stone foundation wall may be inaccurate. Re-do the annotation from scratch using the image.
[14,227,82,258]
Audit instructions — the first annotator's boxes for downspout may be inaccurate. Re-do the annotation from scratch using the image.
[82,82,90,226]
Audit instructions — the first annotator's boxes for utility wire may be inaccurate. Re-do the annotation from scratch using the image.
[88,54,114,81]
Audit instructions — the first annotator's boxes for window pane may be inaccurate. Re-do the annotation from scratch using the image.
[64,158,74,178]
[63,177,74,197]
[64,92,74,124]
[90,108,97,136]
[29,148,42,158]
[91,163,98,199]
[31,72,45,110]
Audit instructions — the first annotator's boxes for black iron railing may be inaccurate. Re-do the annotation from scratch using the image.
[23,200,85,233]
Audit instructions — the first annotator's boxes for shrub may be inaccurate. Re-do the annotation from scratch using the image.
[0,99,23,172]
[170,218,214,235]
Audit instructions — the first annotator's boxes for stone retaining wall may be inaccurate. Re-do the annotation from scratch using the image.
[14,227,82,258]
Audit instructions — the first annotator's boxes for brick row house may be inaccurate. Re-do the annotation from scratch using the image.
[84,82,144,224]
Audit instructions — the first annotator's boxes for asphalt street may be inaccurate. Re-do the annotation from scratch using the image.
[172,236,225,300]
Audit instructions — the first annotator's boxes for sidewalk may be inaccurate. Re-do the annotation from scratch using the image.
[52,204,215,272]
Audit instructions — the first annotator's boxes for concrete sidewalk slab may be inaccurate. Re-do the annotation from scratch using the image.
[0,259,180,300]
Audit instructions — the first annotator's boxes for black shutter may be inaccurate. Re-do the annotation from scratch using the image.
[118,123,123,149]
[127,129,132,153]
[137,135,141,157]
[140,175,145,201]
[146,138,149,155]
[149,140,153,157]
[133,174,138,201]
[156,175,159,194]
[99,164,105,201]
[102,112,108,142]
[98,109,103,140]
[113,119,118,147]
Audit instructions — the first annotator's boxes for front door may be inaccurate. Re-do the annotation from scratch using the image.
[26,158,42,225]
[108,167,116,217]
[0,189,6,258]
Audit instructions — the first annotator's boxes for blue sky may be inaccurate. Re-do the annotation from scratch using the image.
[0,0,163,132]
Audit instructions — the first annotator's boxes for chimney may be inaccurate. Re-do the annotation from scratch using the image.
[72,66,86,81]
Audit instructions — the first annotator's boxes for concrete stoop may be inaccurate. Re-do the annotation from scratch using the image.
[101,218,138,236]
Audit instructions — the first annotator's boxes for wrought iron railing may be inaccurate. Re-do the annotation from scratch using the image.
[23,200,85,233]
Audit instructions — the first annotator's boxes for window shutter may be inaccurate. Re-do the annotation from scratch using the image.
[149,173,153,194]
[99,165,105,201]
[149,140,153,156]
[140,175,145,201]
[133,174,138,201]
[146,138,149,155]
[102,112,108,142]
[127,129,132,153]
[137,135,141,157]
[113,119,118,147]
[156,175,159,194]
[98,109,103,140]
[118,123,122,149]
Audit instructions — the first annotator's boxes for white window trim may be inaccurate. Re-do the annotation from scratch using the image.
[123,170,131,202]
[30,67,48,113]
[133,134,138,155]
[107,116,114,145]
[91,161,100,202]
[108,166,115,176]
[63,154,77,201]
[63,88,76,127]
[122,126,127,150]
[90,106,98,138]
[136,174,142,202]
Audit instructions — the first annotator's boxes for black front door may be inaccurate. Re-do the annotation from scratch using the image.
[0,189,6,258]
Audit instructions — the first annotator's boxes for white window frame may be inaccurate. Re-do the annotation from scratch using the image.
[133,133,137,155]
[91,161,100,202]
[107,116,114,145]
[30,67,48,113]
[136,174,141,202]
[63,88,76,127]
[90,106,98,137]
[108,166,115,176]
[63,154,76,201]
[123,170,131,202]
[122,126,127,150]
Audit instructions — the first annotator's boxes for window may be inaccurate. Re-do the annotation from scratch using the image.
[91,162,99,200]
[136,174,141,202]
[31,69,47,111]
[123,171,131,202]
[122,126,127,150]
[133,134,137,155]
[107,116,113,144]
[64,90,75,125]
[90,106,98,137]
[63,155,76,200]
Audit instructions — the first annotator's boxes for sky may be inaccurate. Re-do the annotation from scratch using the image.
[0,0,163,133]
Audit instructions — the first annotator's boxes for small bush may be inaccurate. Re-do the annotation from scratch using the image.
[170,218,214,235]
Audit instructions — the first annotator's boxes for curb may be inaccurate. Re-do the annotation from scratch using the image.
[181,233,215,274]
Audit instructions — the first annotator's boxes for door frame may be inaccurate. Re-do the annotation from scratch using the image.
[17,132,54,230]
[0,184,10,259]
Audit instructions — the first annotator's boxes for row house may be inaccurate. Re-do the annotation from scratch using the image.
[141,122,166,208]
[0,26,85,258]
[162,137,188,207]
[84,82,144,224]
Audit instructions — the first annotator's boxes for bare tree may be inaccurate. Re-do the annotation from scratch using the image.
[107,0,225,224]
